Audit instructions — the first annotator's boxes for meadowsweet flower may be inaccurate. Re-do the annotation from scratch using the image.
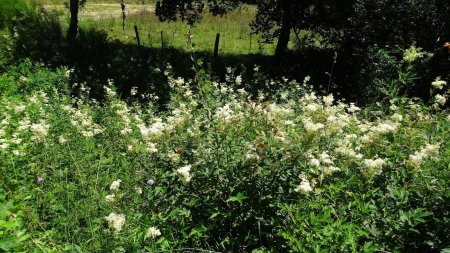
[14,105,26,113]
[105,194,115,202]
[104,86,117,97]
[403,45,425,63]
[58,135,67,144]
[319,152,334,165]
[216,104,233,122]
[434,94,446,106]
[305,103,319,112]
[371,122,398,134]
[323,94,334,107]
[347,103,360,113]
[146,227,161,239]
[177,165,192,183]
[321,166,340,175]
[303,118,324,133]
[390,113,403,122]
[364,158,386,176]
[120,127,133,136]
[431,77,446,90]
[409,143,440,166]
[12,150,23,156]
[295,174,312,194]
[110,179,122,191]
[130,87,138,96]
[309,158,320,167]
[168,151,180,163]
[30,122,50,142]
[147,142,158,153]
[105,213,125,233]
[135,187,143,194]
[235,76,242,85]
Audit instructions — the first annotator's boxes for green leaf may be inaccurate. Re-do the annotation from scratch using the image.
[0,235,17,251]
[227,192,248,203]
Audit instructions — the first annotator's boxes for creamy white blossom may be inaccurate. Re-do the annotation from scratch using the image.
[177,165,192,183]
[105,194,115,202]
[110,179,122,191]
[146,227,161,239]
[431,77,446,90]
[295,174,313,194]
[105,213,125,233]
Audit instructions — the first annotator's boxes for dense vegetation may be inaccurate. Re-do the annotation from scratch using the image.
[0,0,449,252]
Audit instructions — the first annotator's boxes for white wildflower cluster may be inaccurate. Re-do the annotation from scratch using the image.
[105,213,126,233]
[104,80,117,97]
[113,102,133,136]
[245,143,261,161]
[146,226,161,239]
[370,121,398,134]
[431,77,447,90]
[216,104,234,122]
[147,142,158,153]
[110,179,122,191]
[409,144,440,166]
[105,194,115,202]
[177,165,192,184]
[63,106,104,137]
[308,152,340,178]
[434,94,447,108]
[137,117,166,138]
[363,158,386,176]
[30,122,50,142]
[302,118,324,133]
[166,103,192,128]
[295,174,313,194]
[403,45,426,63]
[105,179,123,203]
[334,134,363,160]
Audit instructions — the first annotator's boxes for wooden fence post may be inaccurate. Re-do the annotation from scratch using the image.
[121,0,126,31]
[134,25,141,47]
[249,33,252,54]
[214,33,220,58]
[160,31,164,50]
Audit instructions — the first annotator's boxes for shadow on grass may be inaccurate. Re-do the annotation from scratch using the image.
[6,9,349,106]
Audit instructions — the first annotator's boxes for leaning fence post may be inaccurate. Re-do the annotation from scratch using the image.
[160,31,164,50]
[214,33,220,58]
[249,33,252,54]
[134,25,141,47]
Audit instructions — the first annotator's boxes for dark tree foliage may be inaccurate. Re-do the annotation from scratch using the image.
[155,0,355,57]
[340,0,450,100]
[349,0,450,52]
[155,0,239,25]
[251,0,355,57]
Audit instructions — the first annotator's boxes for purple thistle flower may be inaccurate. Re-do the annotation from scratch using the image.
[36,177,44,184]
[146,179,155,185]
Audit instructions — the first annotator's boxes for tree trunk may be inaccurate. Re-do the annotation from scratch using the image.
[68,0,79,40]
[274,10,291,58]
